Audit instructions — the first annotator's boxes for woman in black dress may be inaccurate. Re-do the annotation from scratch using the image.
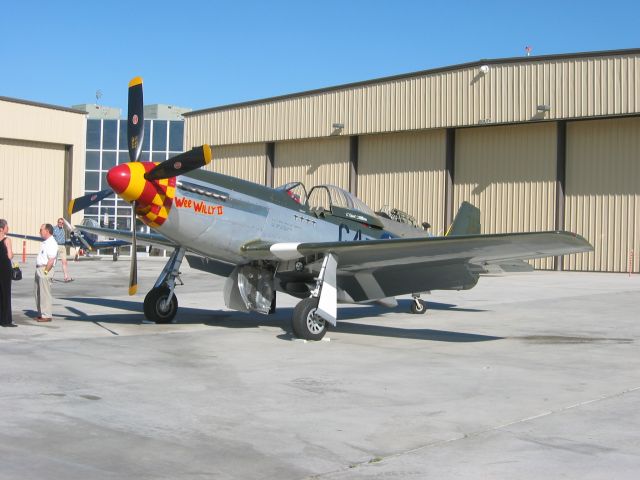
[0,219,16,327]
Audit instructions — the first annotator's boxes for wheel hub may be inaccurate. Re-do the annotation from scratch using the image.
[306,309,325,334]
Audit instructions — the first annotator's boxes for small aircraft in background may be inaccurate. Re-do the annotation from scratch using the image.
[8,218,132,261]
[68,77,593,340]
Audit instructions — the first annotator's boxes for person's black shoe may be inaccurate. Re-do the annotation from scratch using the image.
[1,323,18,327]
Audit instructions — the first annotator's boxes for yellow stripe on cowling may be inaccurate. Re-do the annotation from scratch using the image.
[203,144,212,165]
[128,76,143,87]
[121,162,147,203]
[151,193,163,206]
[165,186,176,198]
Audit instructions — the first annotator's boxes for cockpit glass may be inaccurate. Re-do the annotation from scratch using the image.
[307,184,374,215]
[276,182,308,205]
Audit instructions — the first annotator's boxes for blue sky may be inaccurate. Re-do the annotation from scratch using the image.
[1,0,638,113]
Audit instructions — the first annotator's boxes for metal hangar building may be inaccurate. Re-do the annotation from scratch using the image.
[184,48,640,273]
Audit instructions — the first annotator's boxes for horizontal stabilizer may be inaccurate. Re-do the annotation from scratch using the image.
[447,202,481,236]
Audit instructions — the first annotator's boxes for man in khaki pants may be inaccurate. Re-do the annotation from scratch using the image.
[34,224,57,322]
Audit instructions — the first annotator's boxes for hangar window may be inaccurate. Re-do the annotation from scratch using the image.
[86,151,100,170]
[169,122,184,152]
[102,152,117,169]
[85,172,100,191]
[103,120,117,150]
[87,120,101,149]
[152,120,167,151]
[142,120,151,151]
[119,120,128,150]
[152,152,167,161]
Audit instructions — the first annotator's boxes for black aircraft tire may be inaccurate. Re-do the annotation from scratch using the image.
[144,286,178,324]
[411,299,427,314]
[292,297,328,341]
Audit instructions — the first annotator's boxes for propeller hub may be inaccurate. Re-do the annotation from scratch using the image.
[107,162,176,228]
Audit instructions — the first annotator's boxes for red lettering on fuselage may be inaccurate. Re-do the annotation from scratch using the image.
[174,196,224,216]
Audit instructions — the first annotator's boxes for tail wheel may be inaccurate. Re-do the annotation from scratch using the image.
[292,297,328,341]
[411,299,427,314]
[144,286,178,324]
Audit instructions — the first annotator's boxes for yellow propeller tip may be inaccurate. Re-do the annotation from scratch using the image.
[67,200,75,217]
[203,144,212,164]
[128,285,138,296]
[128,76,143,87]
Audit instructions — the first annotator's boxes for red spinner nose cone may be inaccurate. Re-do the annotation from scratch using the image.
[107,164,131,194]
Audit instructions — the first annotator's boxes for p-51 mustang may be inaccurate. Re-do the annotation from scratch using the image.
[70,77,593,340]
[9,218,131,260]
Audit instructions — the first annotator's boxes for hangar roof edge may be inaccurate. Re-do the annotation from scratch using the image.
[185,47,640,117]
[0,96,87,115]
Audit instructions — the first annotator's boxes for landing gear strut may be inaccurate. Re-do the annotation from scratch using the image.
[143,247,185,323]
[410,294,427,314]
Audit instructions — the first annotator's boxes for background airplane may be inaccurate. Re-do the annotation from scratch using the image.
[8,218,132,261]
[69,76,593,340]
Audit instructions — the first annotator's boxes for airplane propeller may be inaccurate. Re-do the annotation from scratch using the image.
[67,76,214,296]
[144,144,212,181]
[126,76,145,296]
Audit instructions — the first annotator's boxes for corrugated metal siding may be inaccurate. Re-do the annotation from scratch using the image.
[358,130,446,234]
[564,117,640,272]
[454,123,557,269]
[274,137,350,189]
[185,53,640,145]
[0,139,66,254]
[0,99,86,227]
[205,143,267,185]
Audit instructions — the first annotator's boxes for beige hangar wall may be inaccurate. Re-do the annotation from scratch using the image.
[205,143,267,185]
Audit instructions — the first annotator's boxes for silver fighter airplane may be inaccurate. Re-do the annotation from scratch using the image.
[70,77,593,340]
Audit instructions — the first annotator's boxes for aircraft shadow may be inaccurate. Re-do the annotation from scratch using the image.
[56,296,498,343]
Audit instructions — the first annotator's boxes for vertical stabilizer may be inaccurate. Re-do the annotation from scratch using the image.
[446,202,481,236]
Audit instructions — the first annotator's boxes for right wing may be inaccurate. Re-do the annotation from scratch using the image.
[244,231,592,301]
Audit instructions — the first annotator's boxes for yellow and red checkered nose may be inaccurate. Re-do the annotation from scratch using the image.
[107,162,176,228]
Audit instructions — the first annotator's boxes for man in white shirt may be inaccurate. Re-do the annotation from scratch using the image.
[34,223,58,322]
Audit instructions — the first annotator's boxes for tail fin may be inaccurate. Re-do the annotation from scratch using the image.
[446,202,481,236]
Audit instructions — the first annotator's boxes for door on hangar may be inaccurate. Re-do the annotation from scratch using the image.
[0,139,66,254]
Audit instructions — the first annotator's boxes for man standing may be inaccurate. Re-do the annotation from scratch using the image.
[35,224,58,322]
[53,218,73,282]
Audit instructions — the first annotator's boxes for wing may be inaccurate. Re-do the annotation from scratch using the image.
[244,231,593,301]
[76,225,178,250]
[7,233,44,243]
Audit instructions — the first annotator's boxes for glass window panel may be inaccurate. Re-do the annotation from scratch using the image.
[142,120,151,151]
[152,120,167,151]
[100,171,108,189]
[103,120,117,149]
[102,151,117,169]
[152,151,167,161]
[118,151,130,164]
[139,151,151,162]
[85,172,100,191]
[117,208,131,216]
[118,120,128,150]
[86,151,100,170]
[100,197,115,205]
[117,217,131,231]
[87,120,101,149]
[99,207,115,217]
[169,121,184,152]
[85,207,99,216]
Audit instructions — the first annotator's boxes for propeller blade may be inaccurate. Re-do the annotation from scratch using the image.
[68,189,113,215]
[62,218,93,251]
[128,208,138,295]
[144,145,212,181]
[127,76,144,163]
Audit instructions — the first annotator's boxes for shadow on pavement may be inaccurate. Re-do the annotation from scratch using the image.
[57,296,498,343]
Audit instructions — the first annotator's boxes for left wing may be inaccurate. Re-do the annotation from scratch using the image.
[244,231,593,301]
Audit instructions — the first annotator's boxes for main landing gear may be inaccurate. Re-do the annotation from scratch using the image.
[291,254,337,341]
[143,248,185,323]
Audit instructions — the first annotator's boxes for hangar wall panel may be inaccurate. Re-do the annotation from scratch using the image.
[0,99,86,226]
[205,143,267,185]
[454,123,557,269]
[0,139,66,254]
[274,137,350,190]
[358,130,446,234]
[564,117,640,272]
[185,52,640,145]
